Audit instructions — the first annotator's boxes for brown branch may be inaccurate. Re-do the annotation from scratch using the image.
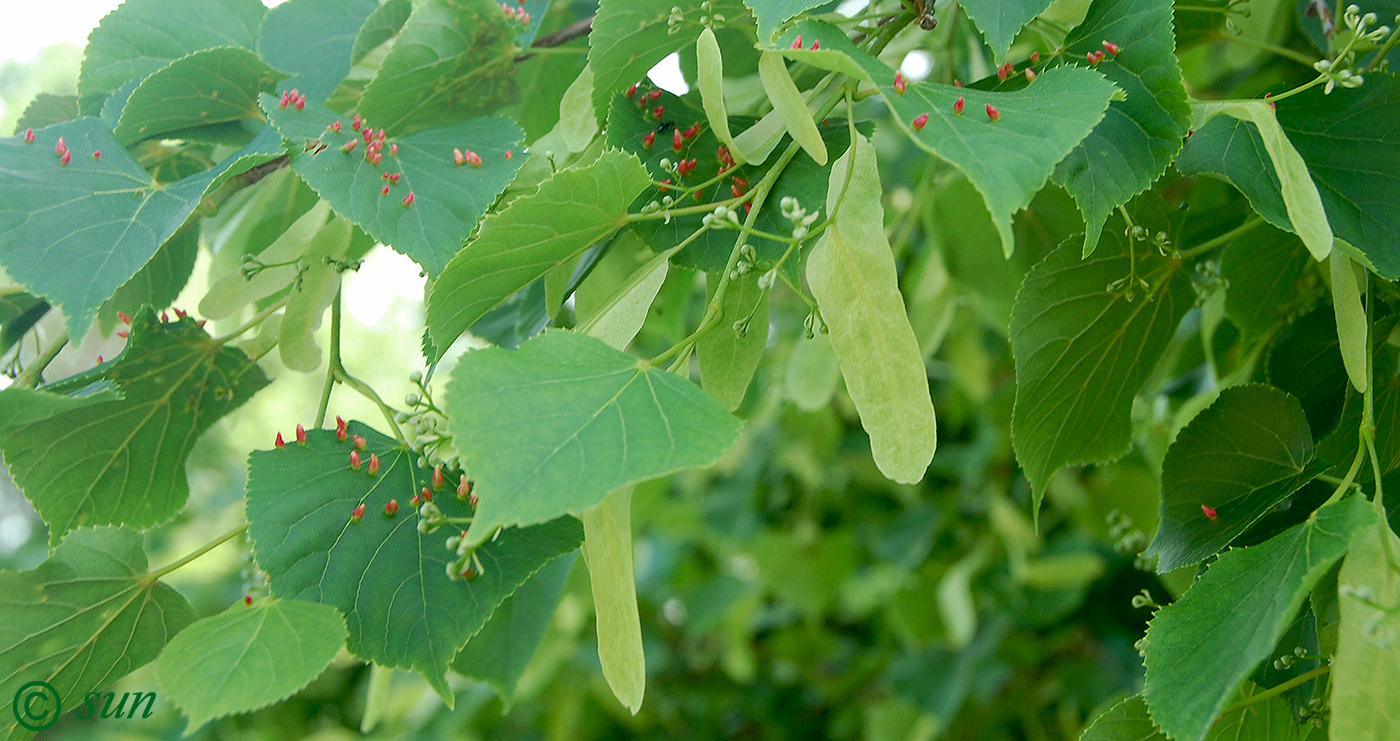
[515,15,594,62]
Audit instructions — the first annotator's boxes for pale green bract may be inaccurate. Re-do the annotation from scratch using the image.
[1330,249,1369,393]
[1330,520,1400,740]
[696,28,739,163]
[698,272,769,412]
[758,52,828,166]
[157,599,347,732]
[805,136,936,484]
[580,488,645,714]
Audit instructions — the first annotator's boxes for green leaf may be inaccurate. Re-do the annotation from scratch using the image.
[1190,101,1332,261]
[443,330,741,545]
[588,0,746,118]
[959,0,1058,59]
[1142,496,1373,741]
[1221,223,1321,340]
[1331,519,1400,741]
[806,137,937,484]
[1010,232,1193,506]
[425,149,649,352]
[0,527,196,741]
[0,118,283,340]
[774,21,1117,256]
[1205,683,1308,741]
[112,48,285,146]
[351,0,412,64]
[258,0,380,103]
[97,228,199,338]
[1268,306,1348,436]
[245,422,583,701]
[0,289,48,357]
[1330,250,1368,393]
[262,95,524,277]
[1077,695,1167,741]
[581,488,645,713]
[78,0,267,109]
[743,0,828,42]
[1052,0,1191,255]
[356,0,518,136]
[15,94,79,132]
[758,52,827,166]
[697,272,768,411]
[1147,385,1315,573]
[559,66,600,153]
[0,309,268,541]
[157,599,347,731]
[278,215,353,371]
[451,554,574,704]
[0,384,122,430]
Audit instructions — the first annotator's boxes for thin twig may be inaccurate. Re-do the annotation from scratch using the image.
[515,16,594,61]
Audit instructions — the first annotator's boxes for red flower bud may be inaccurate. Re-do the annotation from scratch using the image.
[402,191,415,207]
[351,503,365,522]
[294,424,305,444]
[377,128,385,140]
[912,112,929,130]
[342,139,358,153]
[59,150,71,166]
[363,128,374,144]
[24,128,34,143]
[389,173,401,183]
[275,432,286,449]
[648,89,663,100]
[954,79,963,87]
[330,121,341,132]
[92,150,101,160]
[280,91,290,108]
[245,595,254,606]
[384,498,398,516]
[295,94,306,110]
[1087,52,1098,64]
[389,143,398,155]
[454,147,465,166]
[1102,40,1120,55]
[56,137,67,155]
[893,71,906,94]
[433,464,445,490]
[998,62,1013,80]
[986,103,1000,121]
[504,150,512,159]
[683,123,700,139]
[422,486,433,502]
[353,434,366,450]
[790,35,803,49]
[351,113,362,130]
[1201,504,1218,519]
[336,416,348,441]
[1025,68,1037,82]
[810,39,819,50]
[350,450,362,469]
[367,453,380,476]
[1094,50,1105,63]
[626,83,638,98]
[116,330,128,338]
[673,129,683,151]
[652,105,665,119]
[1031,51,1040,63]
[117,311,132,324]
[381,185,391,195]
[458,475,473,500]
[410,494,420,507]
[743,201,752,213]
[643,132,655,149]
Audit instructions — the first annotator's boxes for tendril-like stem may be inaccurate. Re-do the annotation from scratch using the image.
[12,331,68,389]
[148,523,248,580]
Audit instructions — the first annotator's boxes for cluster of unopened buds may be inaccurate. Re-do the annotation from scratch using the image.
[730,243,759,283]
[1130,589,1158,609]
[702,204,742,229]
[780,196,821,241]
[278,87,307,110]
[1312,6,1393,91]
[500,2,530,25]
[394,370,463,473]
[802,308,829,340]
[1272,645,1311,670]
[444,530,486,580]
[453,147,483,167]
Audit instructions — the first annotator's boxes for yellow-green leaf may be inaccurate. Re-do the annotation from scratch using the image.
[578,245,678,351]
[1331,519,1400,740]
[805,136,936,484]
[785,332,841,411]
[580,487,644,713]
[758,52,827,166]
[560,66,598,153]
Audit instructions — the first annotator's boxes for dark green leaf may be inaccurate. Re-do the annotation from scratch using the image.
[1148,384,1315,573]
[443,330,741,544]
[1268,306,1347,436]
[1010,233,1193,505]
[0,119,283,339]
[77,0,267,109]
[959,0,1058,59]
[0,289,48,357]
[425,149,649,352]
[451,554,574,704]
[0,527,196,741]
[743,0,827,42]
[1078,695,1166,741]
[0,308,269,541]
[775,21,1117,256]
[588,0,746,118]
[1053,0,1191,255]
[1142,495,1373,741]
[1221,223,1321,340]
[157,599,347,730]
[350,0,412,64]
[246,422,583,701]
[262,95,524,276]
[98,227,200,337]
[1204,683,1308,741]
[259,0,380,103]
[112,48,285,146]
[356,0,519,136]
